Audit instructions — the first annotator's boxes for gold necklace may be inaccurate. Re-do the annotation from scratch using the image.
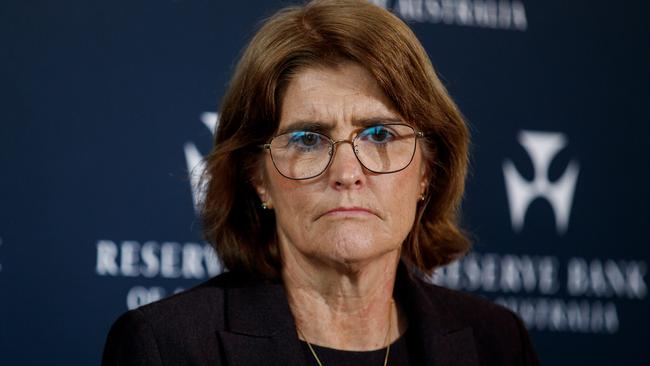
[297,301,393,366]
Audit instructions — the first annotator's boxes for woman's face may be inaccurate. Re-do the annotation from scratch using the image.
[256,62,427,269]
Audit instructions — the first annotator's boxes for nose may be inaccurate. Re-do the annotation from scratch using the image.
[327,140,365,189]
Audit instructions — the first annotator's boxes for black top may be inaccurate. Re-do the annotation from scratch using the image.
[299,329,419,366]
[102,261,540,365]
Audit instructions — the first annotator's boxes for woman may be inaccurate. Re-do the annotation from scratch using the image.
[103,0,540,365]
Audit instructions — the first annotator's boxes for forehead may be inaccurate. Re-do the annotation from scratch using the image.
[278,62,400,130]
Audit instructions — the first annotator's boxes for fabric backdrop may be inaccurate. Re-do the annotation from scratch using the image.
[1,0,648,364]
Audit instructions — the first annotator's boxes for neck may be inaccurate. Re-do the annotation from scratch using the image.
[281,247,406,351]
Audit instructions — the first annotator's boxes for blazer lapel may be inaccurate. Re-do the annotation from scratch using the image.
[217,279,307,366]
[217,263,479,366]
[396,263,480,366]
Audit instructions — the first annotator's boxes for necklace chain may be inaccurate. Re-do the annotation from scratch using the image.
[297,301,393,366]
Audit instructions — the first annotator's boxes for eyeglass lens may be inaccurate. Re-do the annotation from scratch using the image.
[268,124,417,179]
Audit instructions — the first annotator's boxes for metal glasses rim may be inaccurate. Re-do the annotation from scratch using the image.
[261,124,424,180]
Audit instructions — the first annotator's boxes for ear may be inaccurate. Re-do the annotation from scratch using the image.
[419,179,428,196]
[418,163,430,197]
[256,184,268,202]
[252,165,273,208]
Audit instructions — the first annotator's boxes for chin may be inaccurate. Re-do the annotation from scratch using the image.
[318,232,399,269]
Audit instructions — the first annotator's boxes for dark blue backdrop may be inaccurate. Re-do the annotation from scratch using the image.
[1,0,648,364]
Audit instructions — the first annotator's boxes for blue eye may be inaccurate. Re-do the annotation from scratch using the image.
[358,126,395,144]
[287,131,323,151]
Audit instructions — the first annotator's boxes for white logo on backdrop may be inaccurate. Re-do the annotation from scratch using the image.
[431,131,648,335]
[183,112,219,212]
[502,130,580,234]
[369,0,527,31]
[95,239,222,309]
[432,252,647,334]
[96,114,224,309]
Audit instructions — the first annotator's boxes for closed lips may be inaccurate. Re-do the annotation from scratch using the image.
[321,207,377,217]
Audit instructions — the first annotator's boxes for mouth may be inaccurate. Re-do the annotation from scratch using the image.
[318,206,378,219]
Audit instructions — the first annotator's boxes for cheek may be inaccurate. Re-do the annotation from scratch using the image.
[265,159,321,213]
[392,178,419,220]
[265,158,293,193]
[380,161,423,223]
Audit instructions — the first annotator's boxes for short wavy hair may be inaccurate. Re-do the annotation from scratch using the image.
[201,0,470,280]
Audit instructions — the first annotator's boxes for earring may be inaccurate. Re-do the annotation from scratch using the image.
[261,202,269,210]
[418,193,426,202]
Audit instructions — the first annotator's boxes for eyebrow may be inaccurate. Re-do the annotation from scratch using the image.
[277,116,404,135]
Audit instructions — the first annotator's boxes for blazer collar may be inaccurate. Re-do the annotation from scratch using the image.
[395,263,479,365]
[217,277,306,366]
[218,262,479,366]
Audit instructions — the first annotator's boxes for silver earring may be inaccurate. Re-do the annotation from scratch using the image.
[419,194,426,202]
[261,202,269,210]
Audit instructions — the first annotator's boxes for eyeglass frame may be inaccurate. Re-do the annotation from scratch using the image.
[261,123,425,180]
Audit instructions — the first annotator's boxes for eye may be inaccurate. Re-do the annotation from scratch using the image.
[358,125,395,144]
[287,131,323,150]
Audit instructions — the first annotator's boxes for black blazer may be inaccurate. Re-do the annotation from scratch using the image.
[102,263,540,365]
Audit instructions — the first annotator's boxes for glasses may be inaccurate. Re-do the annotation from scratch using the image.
[262,123,423,180]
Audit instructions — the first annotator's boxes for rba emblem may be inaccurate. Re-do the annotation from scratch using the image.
[184,112,219,212]
[502,130,579,235]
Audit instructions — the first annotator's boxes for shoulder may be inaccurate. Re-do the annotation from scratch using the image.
[413,277,540,365]
[419,279,520,327]
[102,271,241,366]
[132,271,238,327]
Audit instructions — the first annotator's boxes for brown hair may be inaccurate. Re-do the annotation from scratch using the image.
[201,0,470,280]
